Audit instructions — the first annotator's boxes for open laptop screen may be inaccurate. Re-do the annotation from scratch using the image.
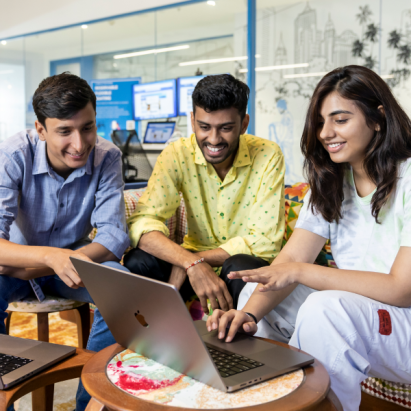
[143,122,176,144]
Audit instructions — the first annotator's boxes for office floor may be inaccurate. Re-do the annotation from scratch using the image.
[8,311,79,411]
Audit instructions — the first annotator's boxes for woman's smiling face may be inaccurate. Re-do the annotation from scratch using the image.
[317,91,380,169]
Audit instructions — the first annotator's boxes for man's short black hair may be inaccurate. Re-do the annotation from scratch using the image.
[33,72,96,128]
[192,74,250,119]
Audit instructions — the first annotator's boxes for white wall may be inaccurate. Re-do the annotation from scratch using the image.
[0,0,191,40]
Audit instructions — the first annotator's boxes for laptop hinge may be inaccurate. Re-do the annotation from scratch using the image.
[0,376,3,390]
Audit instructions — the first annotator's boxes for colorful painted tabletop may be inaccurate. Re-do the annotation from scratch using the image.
[107,349,304,409]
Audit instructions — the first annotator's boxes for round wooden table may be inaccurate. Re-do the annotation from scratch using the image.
[82,342,342,411]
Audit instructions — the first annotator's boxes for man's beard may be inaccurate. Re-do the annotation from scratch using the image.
[196,134,240,165]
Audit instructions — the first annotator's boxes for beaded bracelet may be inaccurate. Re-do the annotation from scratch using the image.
[185,257,205,272]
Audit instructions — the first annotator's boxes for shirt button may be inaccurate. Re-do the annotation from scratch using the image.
[60,203,64,208]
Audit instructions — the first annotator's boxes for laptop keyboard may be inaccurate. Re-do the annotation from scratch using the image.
[0,353,33,377]
[206,345,264,378]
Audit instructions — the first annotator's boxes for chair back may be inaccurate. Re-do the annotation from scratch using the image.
[112,130,153,183]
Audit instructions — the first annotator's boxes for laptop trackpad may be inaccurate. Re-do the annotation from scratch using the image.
[0,336,42,356]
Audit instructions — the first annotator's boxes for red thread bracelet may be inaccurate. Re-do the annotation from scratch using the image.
[185,257,205,272]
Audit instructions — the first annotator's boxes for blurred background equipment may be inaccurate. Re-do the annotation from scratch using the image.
[112,129,153,183]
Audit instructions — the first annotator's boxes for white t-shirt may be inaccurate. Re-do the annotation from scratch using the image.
[295,158,411,274]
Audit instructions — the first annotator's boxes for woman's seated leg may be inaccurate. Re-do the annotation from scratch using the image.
[290,290,411,411]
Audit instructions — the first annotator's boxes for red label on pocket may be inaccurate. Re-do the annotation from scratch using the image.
[378,309,392,335]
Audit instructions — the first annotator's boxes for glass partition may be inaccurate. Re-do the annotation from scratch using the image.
[0,38,25,141]
[6,0,247,141]
[88,0,246,83]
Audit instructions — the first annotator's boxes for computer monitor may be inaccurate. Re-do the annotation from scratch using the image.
[133,80,177,121]
[177,76,206,116]
[144,122,176,144]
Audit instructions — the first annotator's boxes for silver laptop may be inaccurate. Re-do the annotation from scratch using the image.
[0,334,75,389]
[71,258,314,392]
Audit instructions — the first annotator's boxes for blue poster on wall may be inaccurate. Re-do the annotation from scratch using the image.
[90,77,141,141]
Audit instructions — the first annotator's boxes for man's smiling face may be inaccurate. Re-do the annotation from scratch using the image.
[191,106,249,165]
[35,102,97,178]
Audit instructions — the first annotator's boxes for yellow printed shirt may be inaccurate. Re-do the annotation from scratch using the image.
[128,134,285,263]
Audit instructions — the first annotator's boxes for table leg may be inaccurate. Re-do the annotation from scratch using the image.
[85,397,109,411]
[32,385,54,411]
[312,390,343,411]
[75,303,90,349]
[4,311,12,335]
[37,312,49,342]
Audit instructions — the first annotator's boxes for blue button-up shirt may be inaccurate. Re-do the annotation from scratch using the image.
[0,129,130,259]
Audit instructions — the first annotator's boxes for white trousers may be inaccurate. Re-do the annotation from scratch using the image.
[238,285,411,411]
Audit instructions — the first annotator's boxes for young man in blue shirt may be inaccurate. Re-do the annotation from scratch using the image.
[0,73,130,410]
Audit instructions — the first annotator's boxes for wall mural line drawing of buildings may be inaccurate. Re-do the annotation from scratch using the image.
[249,1,411,184]
[294,4,359,68]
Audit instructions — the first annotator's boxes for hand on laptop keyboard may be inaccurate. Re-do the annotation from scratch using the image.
[206,309,258,342]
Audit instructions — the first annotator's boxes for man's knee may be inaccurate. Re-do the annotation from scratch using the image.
[221,254,269,278]
[0,276,30,308]
[123,248,155,272]
[123,248,171,282]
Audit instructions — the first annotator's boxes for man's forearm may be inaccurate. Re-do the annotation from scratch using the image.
[138,231,198,268]
[196,248,230,267]
[5,267,54,281]
[78,242,118,263]
[0,239,51,268]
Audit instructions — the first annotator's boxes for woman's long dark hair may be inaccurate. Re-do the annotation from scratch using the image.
[301,65,411,223]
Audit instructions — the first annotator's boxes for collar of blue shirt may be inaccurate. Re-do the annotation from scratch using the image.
[32,138,93,179]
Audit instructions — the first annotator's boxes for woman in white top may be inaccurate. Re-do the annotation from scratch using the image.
[207,65,411,410]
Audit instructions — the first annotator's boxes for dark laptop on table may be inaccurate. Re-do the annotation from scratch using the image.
[71,258,314,393]
[0,335,75,389]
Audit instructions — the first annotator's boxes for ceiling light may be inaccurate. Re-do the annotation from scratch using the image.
[283,72,327,79]
[114,45,190,59]
[240,63,309,73]
[1,41,6,45]
[381,74,394,79]
[81,25,88,29]
[179,55,260,67]
[207,1,216,5]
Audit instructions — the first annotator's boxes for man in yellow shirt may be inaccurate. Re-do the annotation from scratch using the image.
[125,74,285,315]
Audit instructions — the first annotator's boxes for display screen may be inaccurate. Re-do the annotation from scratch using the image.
[177,76,206,116]
[144,122,176,144]
[133,80,177,120]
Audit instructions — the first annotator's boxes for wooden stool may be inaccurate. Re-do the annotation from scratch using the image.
[0,348,94,411]
[6,296,90,348]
